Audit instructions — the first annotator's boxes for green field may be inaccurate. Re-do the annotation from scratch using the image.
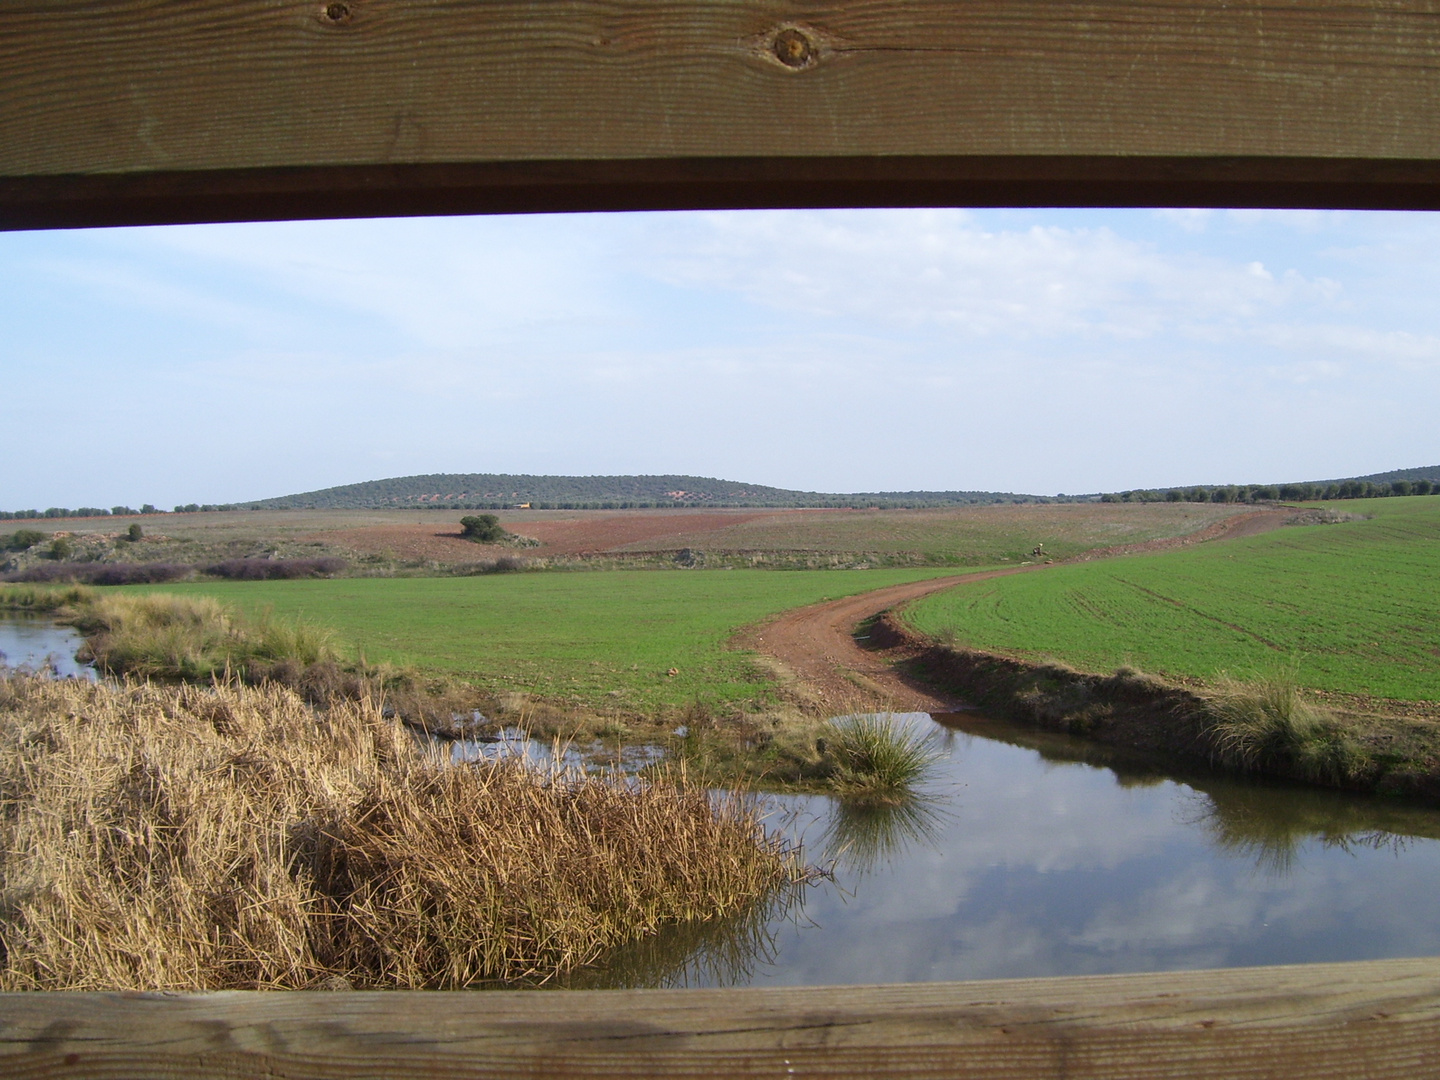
[905,497,1440,702]
[144,568,962,709]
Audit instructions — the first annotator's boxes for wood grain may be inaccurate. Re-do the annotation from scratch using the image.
[6,1,1440,226]
[1,958,1438,1078]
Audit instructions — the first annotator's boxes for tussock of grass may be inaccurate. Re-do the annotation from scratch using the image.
[821,713,941,801]
[0,676,800,990]
[71,592,339,682]
[1206,670,1370,786]
[0,582,95,614]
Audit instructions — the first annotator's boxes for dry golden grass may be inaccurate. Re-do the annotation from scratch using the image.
[69,591,339,682]
[0,676,799,990]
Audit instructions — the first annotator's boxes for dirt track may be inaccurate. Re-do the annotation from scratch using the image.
[734,509,1293,714]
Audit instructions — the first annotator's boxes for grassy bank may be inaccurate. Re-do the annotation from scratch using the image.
[887,616,1440,802]
[905,497,1440,702]
[0,676,802,990]
[133,569,963,711]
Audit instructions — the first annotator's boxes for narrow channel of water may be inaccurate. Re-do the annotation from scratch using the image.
[0,613,94,680]
[571,712,1440,989]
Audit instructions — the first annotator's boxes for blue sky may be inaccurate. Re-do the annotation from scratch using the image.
[3,207,1437,510]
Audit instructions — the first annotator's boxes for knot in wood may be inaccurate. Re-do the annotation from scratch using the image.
[322,2,353,25]
[772,28,815,69]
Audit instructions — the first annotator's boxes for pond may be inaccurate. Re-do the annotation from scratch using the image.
[0,613,94,680]
[569,712,1440,989]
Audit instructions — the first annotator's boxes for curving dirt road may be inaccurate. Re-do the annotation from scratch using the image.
[733,508,1294,714]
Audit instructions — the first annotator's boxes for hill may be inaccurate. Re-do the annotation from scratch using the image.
[239,474,1052,511]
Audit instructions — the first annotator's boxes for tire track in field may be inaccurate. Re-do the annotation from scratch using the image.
[733,508,1293,713]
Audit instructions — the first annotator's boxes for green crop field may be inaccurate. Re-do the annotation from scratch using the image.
[142,568,962,709]
[905,497,1440,702]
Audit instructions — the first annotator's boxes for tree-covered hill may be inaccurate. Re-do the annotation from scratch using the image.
[239,474,1048,511]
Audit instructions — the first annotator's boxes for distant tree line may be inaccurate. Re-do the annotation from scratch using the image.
[1100,479,1438,504]
[0,503,240,521]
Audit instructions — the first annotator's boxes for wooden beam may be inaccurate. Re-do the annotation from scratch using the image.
[5,1,1440,228]
[1,958,1438,1079]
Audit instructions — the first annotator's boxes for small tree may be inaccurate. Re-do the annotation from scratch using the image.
[127,523,144,542]
[460,514,508,543]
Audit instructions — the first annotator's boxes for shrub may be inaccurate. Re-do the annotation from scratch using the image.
[204,557,347,581]
[43,538,72,561]
[2,563,189,586]
[3,529,46,552]
[86,563,190,586]
[126,523,144,542]
[460,514,508,543]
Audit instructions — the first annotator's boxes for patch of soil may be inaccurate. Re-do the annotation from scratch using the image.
[304,510,791,562]
[507,511,784,555]
[301,525,501,564]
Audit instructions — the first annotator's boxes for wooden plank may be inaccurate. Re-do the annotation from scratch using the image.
[1,958,1438,1079]
[6,1,1440,227]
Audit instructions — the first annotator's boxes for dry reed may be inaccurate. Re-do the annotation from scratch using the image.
[0,675,799,990]
[71,591,339,682]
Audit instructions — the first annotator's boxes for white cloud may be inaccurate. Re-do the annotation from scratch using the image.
[645,210,1338,342]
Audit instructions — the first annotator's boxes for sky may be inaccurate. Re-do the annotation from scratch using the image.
[3,206,1438,510]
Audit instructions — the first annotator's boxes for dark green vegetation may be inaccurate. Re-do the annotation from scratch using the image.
[907,497,1440,703]
[1,530,45,551]
[143,569,961,710]
[1099,465,1440,504]
[459,514,507,542]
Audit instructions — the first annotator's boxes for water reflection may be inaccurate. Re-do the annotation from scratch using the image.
[818,794,948,876]
[561,885,802,990]
[680,711,1440,987]
[1187,779,1440,877]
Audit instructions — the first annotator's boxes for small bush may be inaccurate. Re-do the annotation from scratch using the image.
[460,514,508,543]
[126,523,144,542]
[44,538,72,561]
[3,529,46,552]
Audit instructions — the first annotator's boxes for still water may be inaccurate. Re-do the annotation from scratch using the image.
[573,713,1440,989]
[0,614,93,679]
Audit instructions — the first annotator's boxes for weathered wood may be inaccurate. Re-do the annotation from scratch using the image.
[7,1,1440,227]
[1,958,1438,1079]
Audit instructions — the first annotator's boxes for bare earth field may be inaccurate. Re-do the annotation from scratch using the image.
[295,502,1261,567]
[17,503,1266,572]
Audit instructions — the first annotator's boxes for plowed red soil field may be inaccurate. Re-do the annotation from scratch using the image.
[303,510,792,563]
